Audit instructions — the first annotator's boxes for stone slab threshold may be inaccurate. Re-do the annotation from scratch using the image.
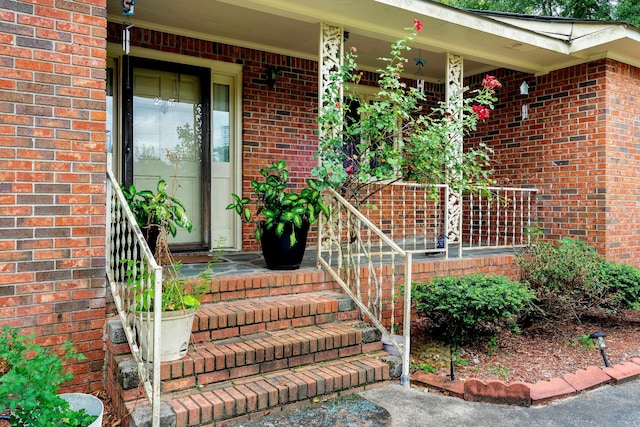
[411,357,640,407]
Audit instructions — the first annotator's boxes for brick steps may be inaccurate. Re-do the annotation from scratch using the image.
[116,321,380,394]
[107,288,394,426]
[128,353,391,426]
[193,291,359,342]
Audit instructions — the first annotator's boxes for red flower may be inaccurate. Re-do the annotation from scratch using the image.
[345,165,355,176]
[472,105,490,120]
[482,75,502,89]
[414,19,423,31]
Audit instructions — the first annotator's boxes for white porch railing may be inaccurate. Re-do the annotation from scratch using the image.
[317,182,537,388]
[464,186,539,250]
[317,187,413,388]
[105,155,162,427]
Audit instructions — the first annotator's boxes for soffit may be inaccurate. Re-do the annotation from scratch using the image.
[106,0,640,81]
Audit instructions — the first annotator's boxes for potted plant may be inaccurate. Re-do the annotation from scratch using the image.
[121,179,193,255]
[227,160,329,270]
[0,325,103,427]
[121,177,209,361]
[124,259,211,361]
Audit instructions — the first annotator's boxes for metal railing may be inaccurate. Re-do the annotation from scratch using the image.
[106,154,162,427]
[317,187,413,388]
[463,186,539,250]
[317,182,537,389]
[347,182,451,257]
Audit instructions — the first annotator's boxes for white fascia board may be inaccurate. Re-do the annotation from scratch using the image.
[374,0,571,54]
[568,25,632,53]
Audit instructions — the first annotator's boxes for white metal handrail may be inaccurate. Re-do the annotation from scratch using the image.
[317,182,537,390]
[317,187,413,388]
[464,186,539,250]
[105,154,162,427]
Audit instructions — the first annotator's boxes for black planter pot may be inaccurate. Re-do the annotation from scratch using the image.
[142,224,161,256]
[259,220,310,270]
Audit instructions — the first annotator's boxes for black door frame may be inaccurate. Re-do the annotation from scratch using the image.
[121,56,212,250]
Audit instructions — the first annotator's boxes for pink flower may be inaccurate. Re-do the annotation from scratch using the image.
[414,19,423,31]
[482,75,502,89]
[472,105,490,120]
[345,165,355,176]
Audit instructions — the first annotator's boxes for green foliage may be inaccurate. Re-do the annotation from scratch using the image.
[487,335,498,355]
[123,259,211,312]
[0,325,97,427]
[411,362,437,374]
[615,0,640,27]
[489,364,510,379]
[226,160,329,246]
[313,22,498,206]
[438,0,614,20]
[122,179,193,238]
[596,261,640,311]
[575,333,593,350]
[517,237,637,324]
[411,274,534,345]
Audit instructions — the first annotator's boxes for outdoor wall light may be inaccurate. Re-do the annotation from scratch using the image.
[264,66,281,89]
[121,0,136,16]
[589,331,611,367]
[519,81,530,120]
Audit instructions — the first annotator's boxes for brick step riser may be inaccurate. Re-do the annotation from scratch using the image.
[114,322,381,394]
[128,353,392,427]
[161,341,384,394]
[201,270,341,305]
[193,292,358,340]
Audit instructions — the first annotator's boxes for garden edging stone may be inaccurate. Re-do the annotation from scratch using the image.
[411,359,640,407]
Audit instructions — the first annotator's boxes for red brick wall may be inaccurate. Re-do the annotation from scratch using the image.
[107,24,640,266]
[106,25,445,252]
[467,61,640,267]
[107,24,320,251]
[603,61,640,264]
[0,1,107,392]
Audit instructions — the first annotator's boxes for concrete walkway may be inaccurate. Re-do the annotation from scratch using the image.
[361,381,640,426]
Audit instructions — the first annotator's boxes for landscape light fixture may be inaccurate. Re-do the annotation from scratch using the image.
[589,331,611,367]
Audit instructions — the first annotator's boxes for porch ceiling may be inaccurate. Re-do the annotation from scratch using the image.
[107,0,640,81]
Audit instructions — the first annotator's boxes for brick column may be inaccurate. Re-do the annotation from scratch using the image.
[0,0,108,392]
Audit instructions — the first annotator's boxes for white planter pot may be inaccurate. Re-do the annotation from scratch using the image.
[60,393,104,427]
[136,308,196,362]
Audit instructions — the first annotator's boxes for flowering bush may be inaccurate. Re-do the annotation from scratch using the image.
[313,20,501,203]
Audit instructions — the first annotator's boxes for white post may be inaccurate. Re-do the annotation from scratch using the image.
[401,252,413,388]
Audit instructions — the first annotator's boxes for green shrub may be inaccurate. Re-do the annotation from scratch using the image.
[596,261,640,311]
[517,238,610,323]
[411,274,534,345]
[0,325,97,426]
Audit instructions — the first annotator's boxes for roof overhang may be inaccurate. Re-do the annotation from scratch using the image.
[106,0,640,81]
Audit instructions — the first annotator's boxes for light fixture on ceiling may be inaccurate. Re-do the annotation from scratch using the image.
[121,0,136,16]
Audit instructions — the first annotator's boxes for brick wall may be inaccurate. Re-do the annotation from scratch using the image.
[106,23,640,266]
[467,60,640,267]
[0,1,107,392]
[107,24,444,252]
[603,61,640,264]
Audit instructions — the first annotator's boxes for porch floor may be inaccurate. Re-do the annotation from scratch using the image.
[175,245,518,278]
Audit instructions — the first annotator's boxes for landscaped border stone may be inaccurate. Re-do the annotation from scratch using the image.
[411,360,640,407]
